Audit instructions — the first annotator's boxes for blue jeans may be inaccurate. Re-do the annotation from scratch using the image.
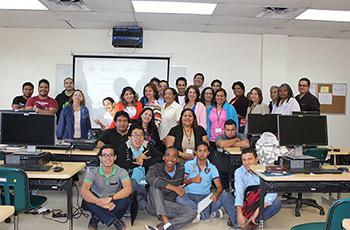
[219,192,282,228]
[131,179,147,210]
[175,192,227,220]
[84,197,131,226]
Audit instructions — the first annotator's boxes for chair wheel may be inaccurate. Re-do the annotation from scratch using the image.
[320,210,325,215]
[5,217,11,223]
[295,211,300,217]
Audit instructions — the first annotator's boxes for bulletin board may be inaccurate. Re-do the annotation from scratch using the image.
[310,83,347,114]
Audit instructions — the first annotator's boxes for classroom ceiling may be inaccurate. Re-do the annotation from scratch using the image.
[1,0,350,39]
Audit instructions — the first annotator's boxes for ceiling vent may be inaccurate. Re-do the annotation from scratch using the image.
[40,0,90,11]
[256,7,304,19]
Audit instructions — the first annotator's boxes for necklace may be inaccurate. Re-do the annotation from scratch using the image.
[183,128,193,145]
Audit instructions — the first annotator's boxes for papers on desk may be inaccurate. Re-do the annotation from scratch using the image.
[197,193,212,213]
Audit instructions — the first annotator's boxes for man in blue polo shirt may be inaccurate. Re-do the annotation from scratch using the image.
[176,142,228,221]
[80,144,133,230]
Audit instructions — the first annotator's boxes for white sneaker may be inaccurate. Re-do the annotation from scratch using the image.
[192,213,201,223]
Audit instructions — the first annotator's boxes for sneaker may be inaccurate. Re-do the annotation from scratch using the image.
[192,213,201,223]
[113,219,126,230]
[144,225,158,230]
[210,209,224,219]
[88,216,99,230]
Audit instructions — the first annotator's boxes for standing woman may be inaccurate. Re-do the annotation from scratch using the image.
[166,108,208,161]
[94,97,115,130]
[184,85,207,129]
[207,88,238,148]
[136,108,162,150]
[158,87,182,141]
[140,83,162,127]
[57,89,91,139]
[272,83,300,115]
[200,87,214,109]
[114,86,143,123]
[245,87,270,134]
[229,81,249,133]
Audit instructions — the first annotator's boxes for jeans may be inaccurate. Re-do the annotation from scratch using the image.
[219,192,282,228]
[175,192,228,220]
[84,197,131,226]
[131,179,147,210]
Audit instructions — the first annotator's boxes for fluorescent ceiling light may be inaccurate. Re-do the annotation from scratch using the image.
[0,0,48,10]
[296,9,350,22]
[132,1,217,15]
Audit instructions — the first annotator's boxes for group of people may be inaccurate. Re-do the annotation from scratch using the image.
[10,73,320,230]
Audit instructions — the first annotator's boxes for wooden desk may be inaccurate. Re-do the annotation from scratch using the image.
[41,149,98,166]
[0,205,14,222]
[250,165,350,230]
[28,162,85,230]
[328,148,350,165]
[224,147,241,155]
[343,219,350,230]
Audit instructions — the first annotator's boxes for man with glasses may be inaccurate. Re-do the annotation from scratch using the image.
[80,144,132,230]
[116,123,163,210]
[295,77,320,112]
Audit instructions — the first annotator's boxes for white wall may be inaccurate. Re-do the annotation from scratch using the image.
[0,28,349,146]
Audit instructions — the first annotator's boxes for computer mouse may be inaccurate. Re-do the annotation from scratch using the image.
[52,166,64,172]
[337,167,349,172]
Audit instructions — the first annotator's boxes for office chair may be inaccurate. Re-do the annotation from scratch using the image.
[283,147,328,217]
[290,197,350,230]
[0,167,47,230]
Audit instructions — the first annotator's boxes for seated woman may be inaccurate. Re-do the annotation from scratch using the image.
[116,124,163,210]
[166,108,208,161]
[94,97,116,130]
[200,87,214,109]
[136,108,163,150]
[245,87,269,135]
[140,83,162,127]
[272,83,300,115]
[56,89,91,139]
[112,87,142,127]
[184,85,207,129]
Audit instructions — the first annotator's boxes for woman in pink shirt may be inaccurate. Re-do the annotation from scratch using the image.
[183,85,207,129]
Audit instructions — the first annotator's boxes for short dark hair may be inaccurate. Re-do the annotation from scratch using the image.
[241,147,257,158]
[232,81,245,92]
[103,97,115,104]
[38,79,50,87]
[150,77,161,85]
[176,77,187,86]
[98,144,115,155]
[184,85,200,104]
[22,82,34,90]
[193,73,204,81]
[195,142,210,151]
[113,111,131,123]
[213,88,227,107]
[211,79,222,87]
[165,146,179,157]
[299,77,310,87]
[128,123,144,137]
[64,77,73,83]
[224,119,236,127]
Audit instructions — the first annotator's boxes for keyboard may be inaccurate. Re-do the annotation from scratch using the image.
[2,164,51,172]
[289,168,342,174]
[68,139,96,150]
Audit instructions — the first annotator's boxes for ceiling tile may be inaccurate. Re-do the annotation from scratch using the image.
[54,11,135,22]
[84,0,133,12]
[138,22,209,33]
[219,0,319,8]
[214,4,263,17]
[211,16,288,27]
[207,25,272,34]
[0,20,70,29]
[135,13,211,24]
[271,28,338,38]
[285,20,350,31]
[310,0,350,10]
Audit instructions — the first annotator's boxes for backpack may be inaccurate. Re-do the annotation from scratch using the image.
[242,185,260,219]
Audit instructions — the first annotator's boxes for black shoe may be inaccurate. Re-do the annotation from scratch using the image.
[113,219,126,230]
[88,215,99,230]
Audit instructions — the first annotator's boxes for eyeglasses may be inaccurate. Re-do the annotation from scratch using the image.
[131,134,144,139]
[100,153,114,158]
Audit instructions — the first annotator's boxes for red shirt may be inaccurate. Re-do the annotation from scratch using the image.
[26,95,58,110]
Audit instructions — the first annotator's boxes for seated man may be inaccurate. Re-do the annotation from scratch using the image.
[220,147,281,228]
[145,147,197,230]
[80,144,132,230]
[176,142,228,221]
[215,119,250,149]
[117,123,163,210]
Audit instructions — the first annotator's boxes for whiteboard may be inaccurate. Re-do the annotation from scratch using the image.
[73,55,170,128]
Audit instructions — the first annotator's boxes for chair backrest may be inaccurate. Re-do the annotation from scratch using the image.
[0,167,30,213]
[303,147,328,163]
[326,198,350,230]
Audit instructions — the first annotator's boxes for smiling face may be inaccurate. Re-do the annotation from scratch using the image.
[187,88,197,102]
[103,99,114,113]
[163,148,178,169]
[22,85,34,98]
[99,148,116,168]
[141,109,153,125]
[242,152,258,171]
[129,128,145,149]
[233,85,243,97]
[164,89,175,104]
[38,82,49,97]
[204,89,213,102]
[176,80,187,95]
[270,87,278,101]
[249,89,260,103]
[215,91,226,106]
[196,144,209,161]
[123,90,135,104]
[279,86,289,100]
[145,86,155,100]
[193,75,204,88]
[181,110,195,128]
[211,82,221,93]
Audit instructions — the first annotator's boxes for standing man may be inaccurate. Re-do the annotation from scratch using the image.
[96,111,130,149]
[193,73,205,93]
[145,147,197,230]
[25,79,58,114]
[295,77,320,112]
[80,144,132,229]
[12,82,34,110]
[56,77,75,121]
[176,77,187,107]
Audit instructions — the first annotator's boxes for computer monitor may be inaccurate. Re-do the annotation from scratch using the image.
[247,114,278,135]
[0,112,56,154]
[292,111,320,116]
[278,115,328,155]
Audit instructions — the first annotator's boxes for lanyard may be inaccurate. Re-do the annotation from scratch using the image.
[215,107,224,122]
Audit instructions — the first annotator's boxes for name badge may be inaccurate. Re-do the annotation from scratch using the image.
[215,128,222,133]
[186,149,194,155]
